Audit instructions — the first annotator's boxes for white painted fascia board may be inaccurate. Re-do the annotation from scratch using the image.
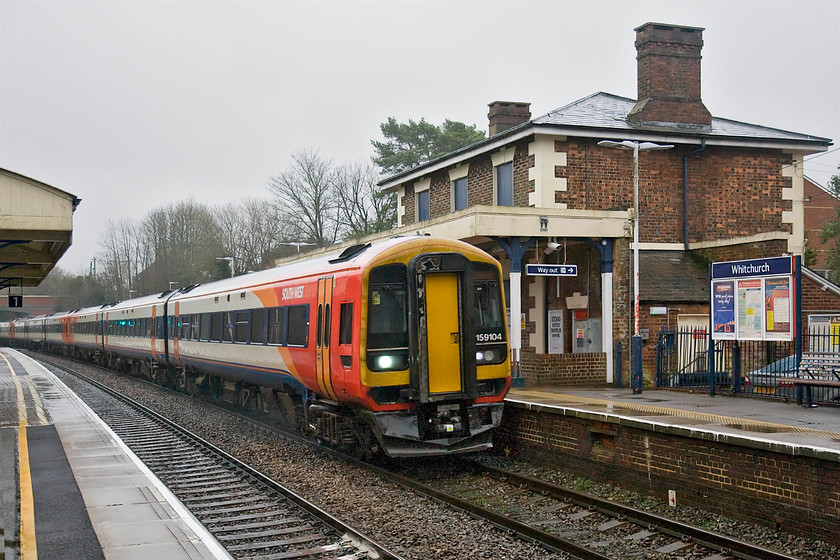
[688,231,790,250]
[389,206,630,239]
[550,126,828,153]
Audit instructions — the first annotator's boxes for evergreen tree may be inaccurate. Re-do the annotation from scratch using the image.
[372,117,485,176]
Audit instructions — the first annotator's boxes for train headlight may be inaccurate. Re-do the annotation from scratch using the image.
[377,355,395,369]
[476,350,496,363]
[475,345,506,365]
[367,350,408,371]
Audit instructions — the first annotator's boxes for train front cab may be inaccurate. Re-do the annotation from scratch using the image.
[362,249,510,457]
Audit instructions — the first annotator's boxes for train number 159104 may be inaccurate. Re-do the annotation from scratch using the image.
[476,332,504,343]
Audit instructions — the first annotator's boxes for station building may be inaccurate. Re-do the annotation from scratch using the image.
[376,22,833,386]
[0,168,80,321]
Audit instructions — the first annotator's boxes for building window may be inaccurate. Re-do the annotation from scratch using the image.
[496,162,513,206]
[417,189,430,221]
[453,177,468,211]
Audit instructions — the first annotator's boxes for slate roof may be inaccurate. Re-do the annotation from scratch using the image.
[639,251,709,303]
[532,92,831,144]
[380,91,832,187]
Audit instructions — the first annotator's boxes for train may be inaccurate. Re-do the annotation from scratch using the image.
[0,236,511,457]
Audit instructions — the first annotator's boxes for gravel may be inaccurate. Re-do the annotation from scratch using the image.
[43,354,839,560]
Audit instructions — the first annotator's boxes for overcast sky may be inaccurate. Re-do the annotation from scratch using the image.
[2,0,838,273]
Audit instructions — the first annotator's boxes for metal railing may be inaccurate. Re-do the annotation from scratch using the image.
[656,327,840,404]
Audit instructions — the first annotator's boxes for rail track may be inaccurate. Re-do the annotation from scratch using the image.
[389,458,802,560]
[45,358,403,560]
[37,352,806,560]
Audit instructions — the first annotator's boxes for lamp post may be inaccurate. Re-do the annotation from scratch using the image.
[216,256,235,278]
[598,140,673,393]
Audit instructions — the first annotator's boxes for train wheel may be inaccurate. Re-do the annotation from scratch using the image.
[209,376,223,401]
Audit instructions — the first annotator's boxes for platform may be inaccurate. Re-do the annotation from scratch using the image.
[0,347,231,560]
[507,386,840,460]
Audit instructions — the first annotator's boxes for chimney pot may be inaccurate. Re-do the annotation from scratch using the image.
[488,101,531,136]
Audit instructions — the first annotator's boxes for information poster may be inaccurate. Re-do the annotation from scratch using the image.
[711,256,795,342]
[737,279,763,340]
[711,281,736,338]
[547,310,564,354]
[764,276,791,339]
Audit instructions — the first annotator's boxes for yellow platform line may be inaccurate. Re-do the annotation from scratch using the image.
[1,351,39,559]
[512,390,840,439]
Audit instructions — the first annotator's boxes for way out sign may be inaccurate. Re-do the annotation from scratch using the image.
[526,264,577,277]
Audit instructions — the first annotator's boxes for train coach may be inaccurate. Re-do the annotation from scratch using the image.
[5,236,511,457]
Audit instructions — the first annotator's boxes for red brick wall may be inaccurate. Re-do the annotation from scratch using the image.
[521,352,607,385]
[802,274,840,314]
[804,178,838,270]
[555,141,793,245]
[497,403,840,545]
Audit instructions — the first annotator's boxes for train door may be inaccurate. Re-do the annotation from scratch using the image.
[104,312,110,350]
[408,253,478,404]
[151,306,157,360]
[425,273,463,394]
[316,277,337,399]
[172,302,181,367]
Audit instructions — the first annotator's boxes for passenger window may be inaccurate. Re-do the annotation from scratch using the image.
[235,311,249,343]
[268,307,284,345]
[324,304,330,348]
[338,303,353,345]
[180,315,191,340]
[190,315,200,340]
[223,311,234,342]
[200,313,212,341]
[210,313,222,341]
[251,309,266,344]
[287,305,308,347]
[316,304,323,347]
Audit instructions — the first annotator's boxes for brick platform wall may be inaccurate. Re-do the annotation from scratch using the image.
[496,403,840,545]
[521,352,606,385]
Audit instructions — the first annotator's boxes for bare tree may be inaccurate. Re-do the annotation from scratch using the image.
[216,197,290,273]
[138,199,225,291]
[98,218,147,300]
[332,161,397,239]
[267,148,338,248]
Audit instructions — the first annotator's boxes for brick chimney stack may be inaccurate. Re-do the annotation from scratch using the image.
[488,101,531,136]
[627,23,712,126]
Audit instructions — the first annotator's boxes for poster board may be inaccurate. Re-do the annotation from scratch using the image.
[547,309,564,354]
[711,256,793,341]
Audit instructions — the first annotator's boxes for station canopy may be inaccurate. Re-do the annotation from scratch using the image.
[0,168,80,290]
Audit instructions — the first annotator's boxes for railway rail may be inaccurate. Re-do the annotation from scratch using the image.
[391,458,802,560]
[46,358,403,560]
[36,352,809,560]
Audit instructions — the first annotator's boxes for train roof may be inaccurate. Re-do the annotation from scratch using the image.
[27,237,496,317]
[166,235,492,303]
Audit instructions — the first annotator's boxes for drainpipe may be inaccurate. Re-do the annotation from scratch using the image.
[683,139,706,250]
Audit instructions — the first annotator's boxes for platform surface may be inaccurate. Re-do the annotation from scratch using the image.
[0,348,231,560]
[507,386,840,459]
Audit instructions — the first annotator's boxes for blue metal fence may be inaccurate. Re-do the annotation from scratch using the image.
[656,327,840,405]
